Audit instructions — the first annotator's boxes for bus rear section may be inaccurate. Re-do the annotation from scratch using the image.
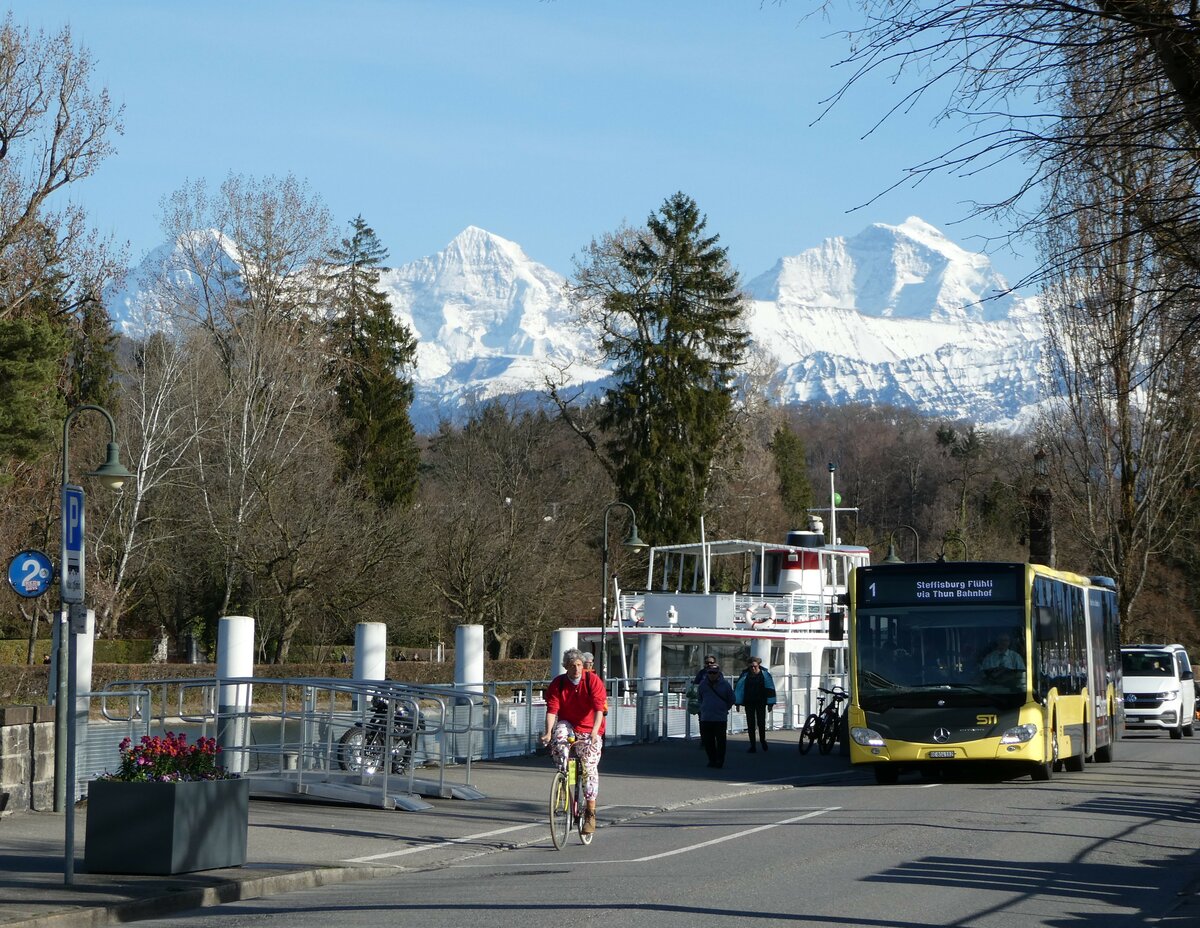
[847,562,1117,783]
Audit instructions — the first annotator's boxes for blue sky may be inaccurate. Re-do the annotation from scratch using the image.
[7,0,1036,285]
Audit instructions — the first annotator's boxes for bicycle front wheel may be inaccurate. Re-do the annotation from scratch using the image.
[549,771,571,849]
[818,711,839,755]
[798,714,820,755]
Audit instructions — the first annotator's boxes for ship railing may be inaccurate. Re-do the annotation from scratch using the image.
[616,591,840,629]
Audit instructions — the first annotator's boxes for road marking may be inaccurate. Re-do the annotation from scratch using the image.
[345,823,547,862]
[447,806,842,869]
[631,807,839,861]
[343,804,621,863]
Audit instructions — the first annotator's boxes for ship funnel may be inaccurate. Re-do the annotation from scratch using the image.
[787,515,825,548]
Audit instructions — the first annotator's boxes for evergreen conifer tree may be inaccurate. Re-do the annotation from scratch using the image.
[69,291,120,410]
[0,314,68,466]
[771,423,813,528]
[324,216,419,508]
[0,243,73,468]
[575,192,748,543]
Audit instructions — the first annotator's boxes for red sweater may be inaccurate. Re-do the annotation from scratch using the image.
[545,672,607,735]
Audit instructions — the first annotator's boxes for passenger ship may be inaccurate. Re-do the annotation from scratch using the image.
[558,516,871,691]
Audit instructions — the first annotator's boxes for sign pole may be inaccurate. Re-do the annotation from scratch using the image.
[54,485,84,819]
[58,483,85,885]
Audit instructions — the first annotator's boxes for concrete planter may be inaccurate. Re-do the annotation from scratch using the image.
[84,777,250,874]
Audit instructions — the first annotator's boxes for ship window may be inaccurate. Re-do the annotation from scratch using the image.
[752,554,783,590]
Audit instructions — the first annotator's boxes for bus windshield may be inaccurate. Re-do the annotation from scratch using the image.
[856,605,1028,703]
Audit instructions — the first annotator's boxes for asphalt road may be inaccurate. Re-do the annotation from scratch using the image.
[124,732,1200,928]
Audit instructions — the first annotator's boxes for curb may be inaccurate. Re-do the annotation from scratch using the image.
[5,866,399,928]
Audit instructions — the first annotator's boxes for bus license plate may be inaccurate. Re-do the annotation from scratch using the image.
[927,750,955,759]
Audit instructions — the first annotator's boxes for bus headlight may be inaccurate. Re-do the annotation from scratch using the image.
[851,727,886,747]
[999,723,1038,744]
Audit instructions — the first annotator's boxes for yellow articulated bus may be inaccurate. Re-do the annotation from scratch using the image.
[847,561,1122,784]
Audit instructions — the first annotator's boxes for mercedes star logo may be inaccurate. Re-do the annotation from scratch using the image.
[933,728,951,743]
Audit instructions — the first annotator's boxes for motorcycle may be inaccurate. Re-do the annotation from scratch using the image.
[337,695,423,777]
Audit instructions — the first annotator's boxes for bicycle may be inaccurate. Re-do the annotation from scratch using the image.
[548,735,594,849]
[798,686,848,756]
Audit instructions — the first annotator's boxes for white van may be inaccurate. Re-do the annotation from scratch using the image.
[1121,644,1197,739]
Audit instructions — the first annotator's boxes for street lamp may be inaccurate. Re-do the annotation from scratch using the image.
[936,530,969,562]
[599,502,646,679]
[56,404,133,885]
[883,524,921,563]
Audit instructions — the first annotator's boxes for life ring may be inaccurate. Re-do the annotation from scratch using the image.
[749,603,776,628]
[627,604,643,626]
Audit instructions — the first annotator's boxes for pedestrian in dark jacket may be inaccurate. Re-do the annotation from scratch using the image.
[734,657,777,752]
[697,667,735,768]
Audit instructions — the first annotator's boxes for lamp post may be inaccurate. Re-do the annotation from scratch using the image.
[599,502,646,680]
[883,524,921,563]
[56,404,133,885]
[1029,446,1055,567]
[937,530,969,562]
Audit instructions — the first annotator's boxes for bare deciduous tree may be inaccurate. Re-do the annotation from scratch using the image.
[155,175,335,624]
[419,402,605,659]
[826,0,1200,314]
[1038,106,1200,629]
[92,330,195,638]
[0,15,124,322]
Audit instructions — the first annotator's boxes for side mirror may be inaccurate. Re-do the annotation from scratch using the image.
[828,610,845,642]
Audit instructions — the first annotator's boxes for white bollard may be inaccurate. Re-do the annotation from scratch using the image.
[454,625,485,693]
[216,615,255,775]
[550,629,578,680]
[73,609,95,800]
[354,622,388,710]
[452,625,486,762]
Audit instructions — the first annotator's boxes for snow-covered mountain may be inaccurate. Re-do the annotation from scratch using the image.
[377,226,608,426]
[108,218,1044,432]
[742,217,1043,427]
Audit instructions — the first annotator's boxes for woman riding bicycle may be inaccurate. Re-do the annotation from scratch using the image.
[540,648,606,835]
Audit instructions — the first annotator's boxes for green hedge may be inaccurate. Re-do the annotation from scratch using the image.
[0,639,156,664]
[0,659,551,706]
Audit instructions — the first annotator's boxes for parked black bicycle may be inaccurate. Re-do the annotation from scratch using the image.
[337,695,423,777]
[798,686,848,756]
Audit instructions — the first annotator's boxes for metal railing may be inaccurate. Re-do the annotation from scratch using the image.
[79,676,498,807]
[74,671,839,802]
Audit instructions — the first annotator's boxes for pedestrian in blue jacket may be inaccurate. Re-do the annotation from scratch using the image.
[734,657,777,752]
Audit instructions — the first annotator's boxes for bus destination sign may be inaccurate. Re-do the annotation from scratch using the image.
[858,566,1023,606]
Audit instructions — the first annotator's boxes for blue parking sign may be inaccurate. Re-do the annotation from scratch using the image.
[61,484,85,604]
